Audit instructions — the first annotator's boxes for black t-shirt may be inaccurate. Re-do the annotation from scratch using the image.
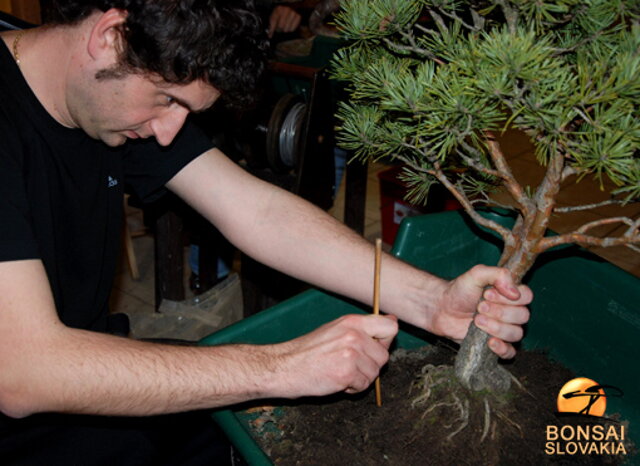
[0,40,214,332]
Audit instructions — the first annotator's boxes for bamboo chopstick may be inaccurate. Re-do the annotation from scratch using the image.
[373,238,382,407]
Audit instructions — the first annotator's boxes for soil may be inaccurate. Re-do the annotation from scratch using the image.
[243,345,634,466]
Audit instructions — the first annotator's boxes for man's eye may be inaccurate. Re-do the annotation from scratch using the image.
[165,96,176,106]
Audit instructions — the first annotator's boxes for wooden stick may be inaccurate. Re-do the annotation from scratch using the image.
[373,238,382,407]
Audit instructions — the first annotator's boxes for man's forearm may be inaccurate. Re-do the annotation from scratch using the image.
[0,258,397,418]
[3,326,282,418]
[169,150,448,331]
[236,187,446,329]
[169,150,532,364]
[3,311,398,419]
[0,256,282,418]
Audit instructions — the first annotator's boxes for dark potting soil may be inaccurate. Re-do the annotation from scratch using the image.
[246,346,633,466]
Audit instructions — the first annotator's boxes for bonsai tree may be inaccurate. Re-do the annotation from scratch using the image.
[331,0,640,393]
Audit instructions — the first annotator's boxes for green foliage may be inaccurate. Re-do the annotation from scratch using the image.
[333,0,424,40]
[331,0,640,205]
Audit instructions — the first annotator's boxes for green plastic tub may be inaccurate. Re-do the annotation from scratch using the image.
[200,209,640,465]
[200,290,426,465]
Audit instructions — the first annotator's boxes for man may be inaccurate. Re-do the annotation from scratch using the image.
[267,4,302,38]
[0,0,531,463]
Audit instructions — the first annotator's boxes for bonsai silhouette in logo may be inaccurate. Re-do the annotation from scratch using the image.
[557,378,623,417]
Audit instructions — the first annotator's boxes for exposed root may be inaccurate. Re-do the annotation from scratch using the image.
[409,364,452,409]
[409,363,520,445]
[410,364,472,442]
[509,372,536,400]
[480,398,491,443]
[420,400,456,419]
[442,393,463,428]
[445,396,469,442]
[496,410,524,438]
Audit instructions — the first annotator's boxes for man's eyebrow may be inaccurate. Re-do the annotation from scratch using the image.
[167,93,210,114]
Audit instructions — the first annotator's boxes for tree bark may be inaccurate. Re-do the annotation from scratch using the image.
[454,322,512,392]
[453,144,564,393]
[454,219,541,392]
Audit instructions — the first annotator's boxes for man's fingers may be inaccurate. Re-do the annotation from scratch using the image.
[468,265,534,303]
[355,315,396,365]
[487,337,516,360]
[484,284,533,305]
[335,315,397,392]
[372,314,398,349]
[346,355,382,393]
[353,314,398,343]
[474,312,524,343]
[477,300,530,325]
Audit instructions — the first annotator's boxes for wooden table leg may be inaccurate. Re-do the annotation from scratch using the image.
[154,209,185,310]
[344,159,368,235]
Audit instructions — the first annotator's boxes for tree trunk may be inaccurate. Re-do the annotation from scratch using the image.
[454,322,512,392]
[454,139,562,393]
[454,231,540,392]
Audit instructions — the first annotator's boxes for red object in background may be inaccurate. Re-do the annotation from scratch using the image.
[378,165,461,245]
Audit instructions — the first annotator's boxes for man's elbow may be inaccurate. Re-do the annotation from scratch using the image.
[0,380,40,419]
[0,349,49,418]
[0,364,44,419]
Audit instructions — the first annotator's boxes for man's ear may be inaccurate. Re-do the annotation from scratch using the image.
[86,8,127,64]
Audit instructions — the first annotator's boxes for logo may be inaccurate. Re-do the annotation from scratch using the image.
[108,176,119,188]
[545,377,627,457]
[557,377,622,417]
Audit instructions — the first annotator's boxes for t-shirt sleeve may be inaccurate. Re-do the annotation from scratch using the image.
[0,129,40,262]
[123,118,214,203]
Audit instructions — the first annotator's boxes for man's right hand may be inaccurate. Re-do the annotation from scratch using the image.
[268,314,398,398]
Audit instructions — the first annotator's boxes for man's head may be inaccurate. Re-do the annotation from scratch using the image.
[35,1,269,146]
[49,0,268,110]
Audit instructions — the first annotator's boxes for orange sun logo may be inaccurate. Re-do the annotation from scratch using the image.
[557,377,606,417]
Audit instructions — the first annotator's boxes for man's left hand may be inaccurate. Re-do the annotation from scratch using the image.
[431,265,532,359]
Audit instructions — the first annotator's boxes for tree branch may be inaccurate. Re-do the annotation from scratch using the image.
[554,199,635,213]
[495,0,518,35]
[561,164,580,182]
[537,217,640,252]
[432,7,479,31]
[528,148,565,244]
[455,146,501,179]
[571,106,599,128]
[552,29,605,56]
[384,27,446,65]
[475,194,516,211]
[401,139,513,242]
[413,23,432,35]
[430,160,513,243]
[398,142,438,175]
[483,132,534,216]
[427,9,448,33]
[628,244,640,254]
[576,216,639,234]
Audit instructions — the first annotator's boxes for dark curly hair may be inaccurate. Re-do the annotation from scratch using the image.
[49,0,269,108]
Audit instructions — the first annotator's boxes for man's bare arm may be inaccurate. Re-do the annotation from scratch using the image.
[168,149,531,357]
[168,149,439,326]
[0,259,397,418]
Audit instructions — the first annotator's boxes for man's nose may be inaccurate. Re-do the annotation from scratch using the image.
[149,107,189,146]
